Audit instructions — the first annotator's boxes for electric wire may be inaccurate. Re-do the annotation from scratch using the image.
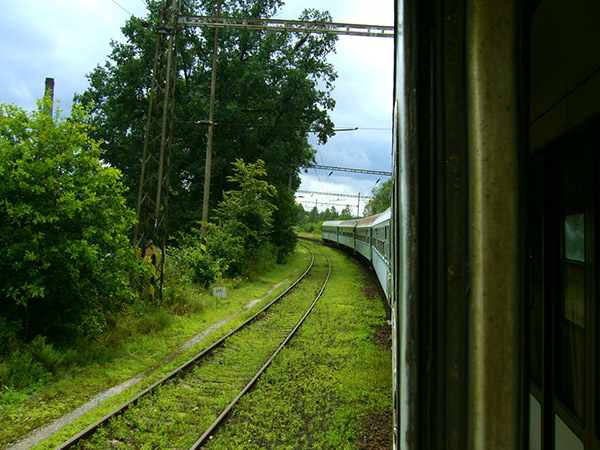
[109,0,134,16]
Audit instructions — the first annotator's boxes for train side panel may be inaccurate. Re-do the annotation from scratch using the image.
[322,220,342,244]
[356,213,382,262]
[371,209,391,302]
[338,219,359,250]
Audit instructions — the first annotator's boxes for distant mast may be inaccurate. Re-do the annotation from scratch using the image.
[43,77,54,117]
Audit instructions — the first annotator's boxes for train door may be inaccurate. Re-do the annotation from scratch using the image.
[527,0,600,447]
[528,119,600,450]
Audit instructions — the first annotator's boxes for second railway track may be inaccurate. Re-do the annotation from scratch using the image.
[55,243,330,450]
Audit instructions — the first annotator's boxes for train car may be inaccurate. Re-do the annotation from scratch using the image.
[321,209,391,302]
[321,220,342,244]
[391,0,600,449]
[371,208,391,301]
[338,218,360,250]
[355,212,382,262]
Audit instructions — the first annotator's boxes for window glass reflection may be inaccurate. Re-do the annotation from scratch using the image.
[564,213,585,262]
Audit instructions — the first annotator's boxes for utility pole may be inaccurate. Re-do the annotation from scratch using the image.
[200,1,222,256]
[134,0,180,300]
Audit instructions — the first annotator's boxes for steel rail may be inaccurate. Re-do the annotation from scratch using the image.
[189,243,332,449]
[53,246,315,450]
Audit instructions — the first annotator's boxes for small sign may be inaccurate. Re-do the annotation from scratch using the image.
[213,287,226,299]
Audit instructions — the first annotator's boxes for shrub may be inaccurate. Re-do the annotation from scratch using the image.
[0,101,137,341]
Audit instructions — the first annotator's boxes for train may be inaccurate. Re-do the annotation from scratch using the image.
[322,0,600,449]
[322,208,392,301]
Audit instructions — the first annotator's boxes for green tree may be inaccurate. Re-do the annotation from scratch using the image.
[340,205,354,219]
[75,0,338,240]
[363,179,392,216]
[269,184,298,262]
[0,101,137,341]
[212,158,277,275]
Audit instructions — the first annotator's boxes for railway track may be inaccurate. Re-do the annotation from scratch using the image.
[54,243,331,450]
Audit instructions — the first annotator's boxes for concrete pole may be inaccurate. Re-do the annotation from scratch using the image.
[44,78,54,117]
[200,1,221,255]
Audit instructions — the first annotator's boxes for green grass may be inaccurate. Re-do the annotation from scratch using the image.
[68,246,331,449]
[0,246,311,449]
[204,244,392,450]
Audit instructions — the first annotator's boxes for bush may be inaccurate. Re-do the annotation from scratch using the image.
[169,230,229,287]
[165,160,283,287]
[4,350,50,389]
[242,242,277,278]
[0,101,137,341]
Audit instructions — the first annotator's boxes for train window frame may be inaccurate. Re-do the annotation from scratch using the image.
[527,117,600,449]
[553,161,587,429]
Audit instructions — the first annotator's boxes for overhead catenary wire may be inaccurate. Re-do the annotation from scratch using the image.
[109,0,134,16]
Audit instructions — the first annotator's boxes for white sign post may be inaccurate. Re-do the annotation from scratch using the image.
[213,287,226,299]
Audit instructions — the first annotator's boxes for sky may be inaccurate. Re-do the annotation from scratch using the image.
[0,0,394,217]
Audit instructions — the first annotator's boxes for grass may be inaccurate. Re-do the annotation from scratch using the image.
[1,242,392,450]
[68,245,331,449]
[204,243,392,450]
[0,246,311,449]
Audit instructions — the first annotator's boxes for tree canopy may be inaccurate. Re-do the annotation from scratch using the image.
[363,179,391,216]
[75,0,338,241]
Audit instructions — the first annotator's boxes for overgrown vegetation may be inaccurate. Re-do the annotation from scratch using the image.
[67,247,327,450]
[1,248,311,448]
[0,101,139,344]
[205,245,392,449]
[0,0,345,441]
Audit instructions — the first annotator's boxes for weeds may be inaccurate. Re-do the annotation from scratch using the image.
[68,247,327,450]
[205,244,392,450]
[0,246,310,448]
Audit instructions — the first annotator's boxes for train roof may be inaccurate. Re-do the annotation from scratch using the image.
[339,218,361,228]
[322,220,343,228]
[371,207,391,227]
[356,211,383,228]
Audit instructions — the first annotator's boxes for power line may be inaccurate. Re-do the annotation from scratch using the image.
[298,200,355,209]
[110,0,133,15]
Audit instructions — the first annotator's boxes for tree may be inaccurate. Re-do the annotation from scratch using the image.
[0,102,137,341]
[269,184,299,262]
[75,0,338,239]
[340,206,354,219]
[363,179,392,216]
[211,158,277,275]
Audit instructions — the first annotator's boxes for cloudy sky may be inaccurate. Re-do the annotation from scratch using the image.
[0,0,394,217]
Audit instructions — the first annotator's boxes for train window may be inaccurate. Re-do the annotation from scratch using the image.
[564,213,585,262]
[555,210,586,420]
[556,235,586,420]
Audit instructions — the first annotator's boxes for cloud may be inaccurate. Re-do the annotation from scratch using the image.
[0,0,394,216]
[0,0,147,109]
[287,0,394,214]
